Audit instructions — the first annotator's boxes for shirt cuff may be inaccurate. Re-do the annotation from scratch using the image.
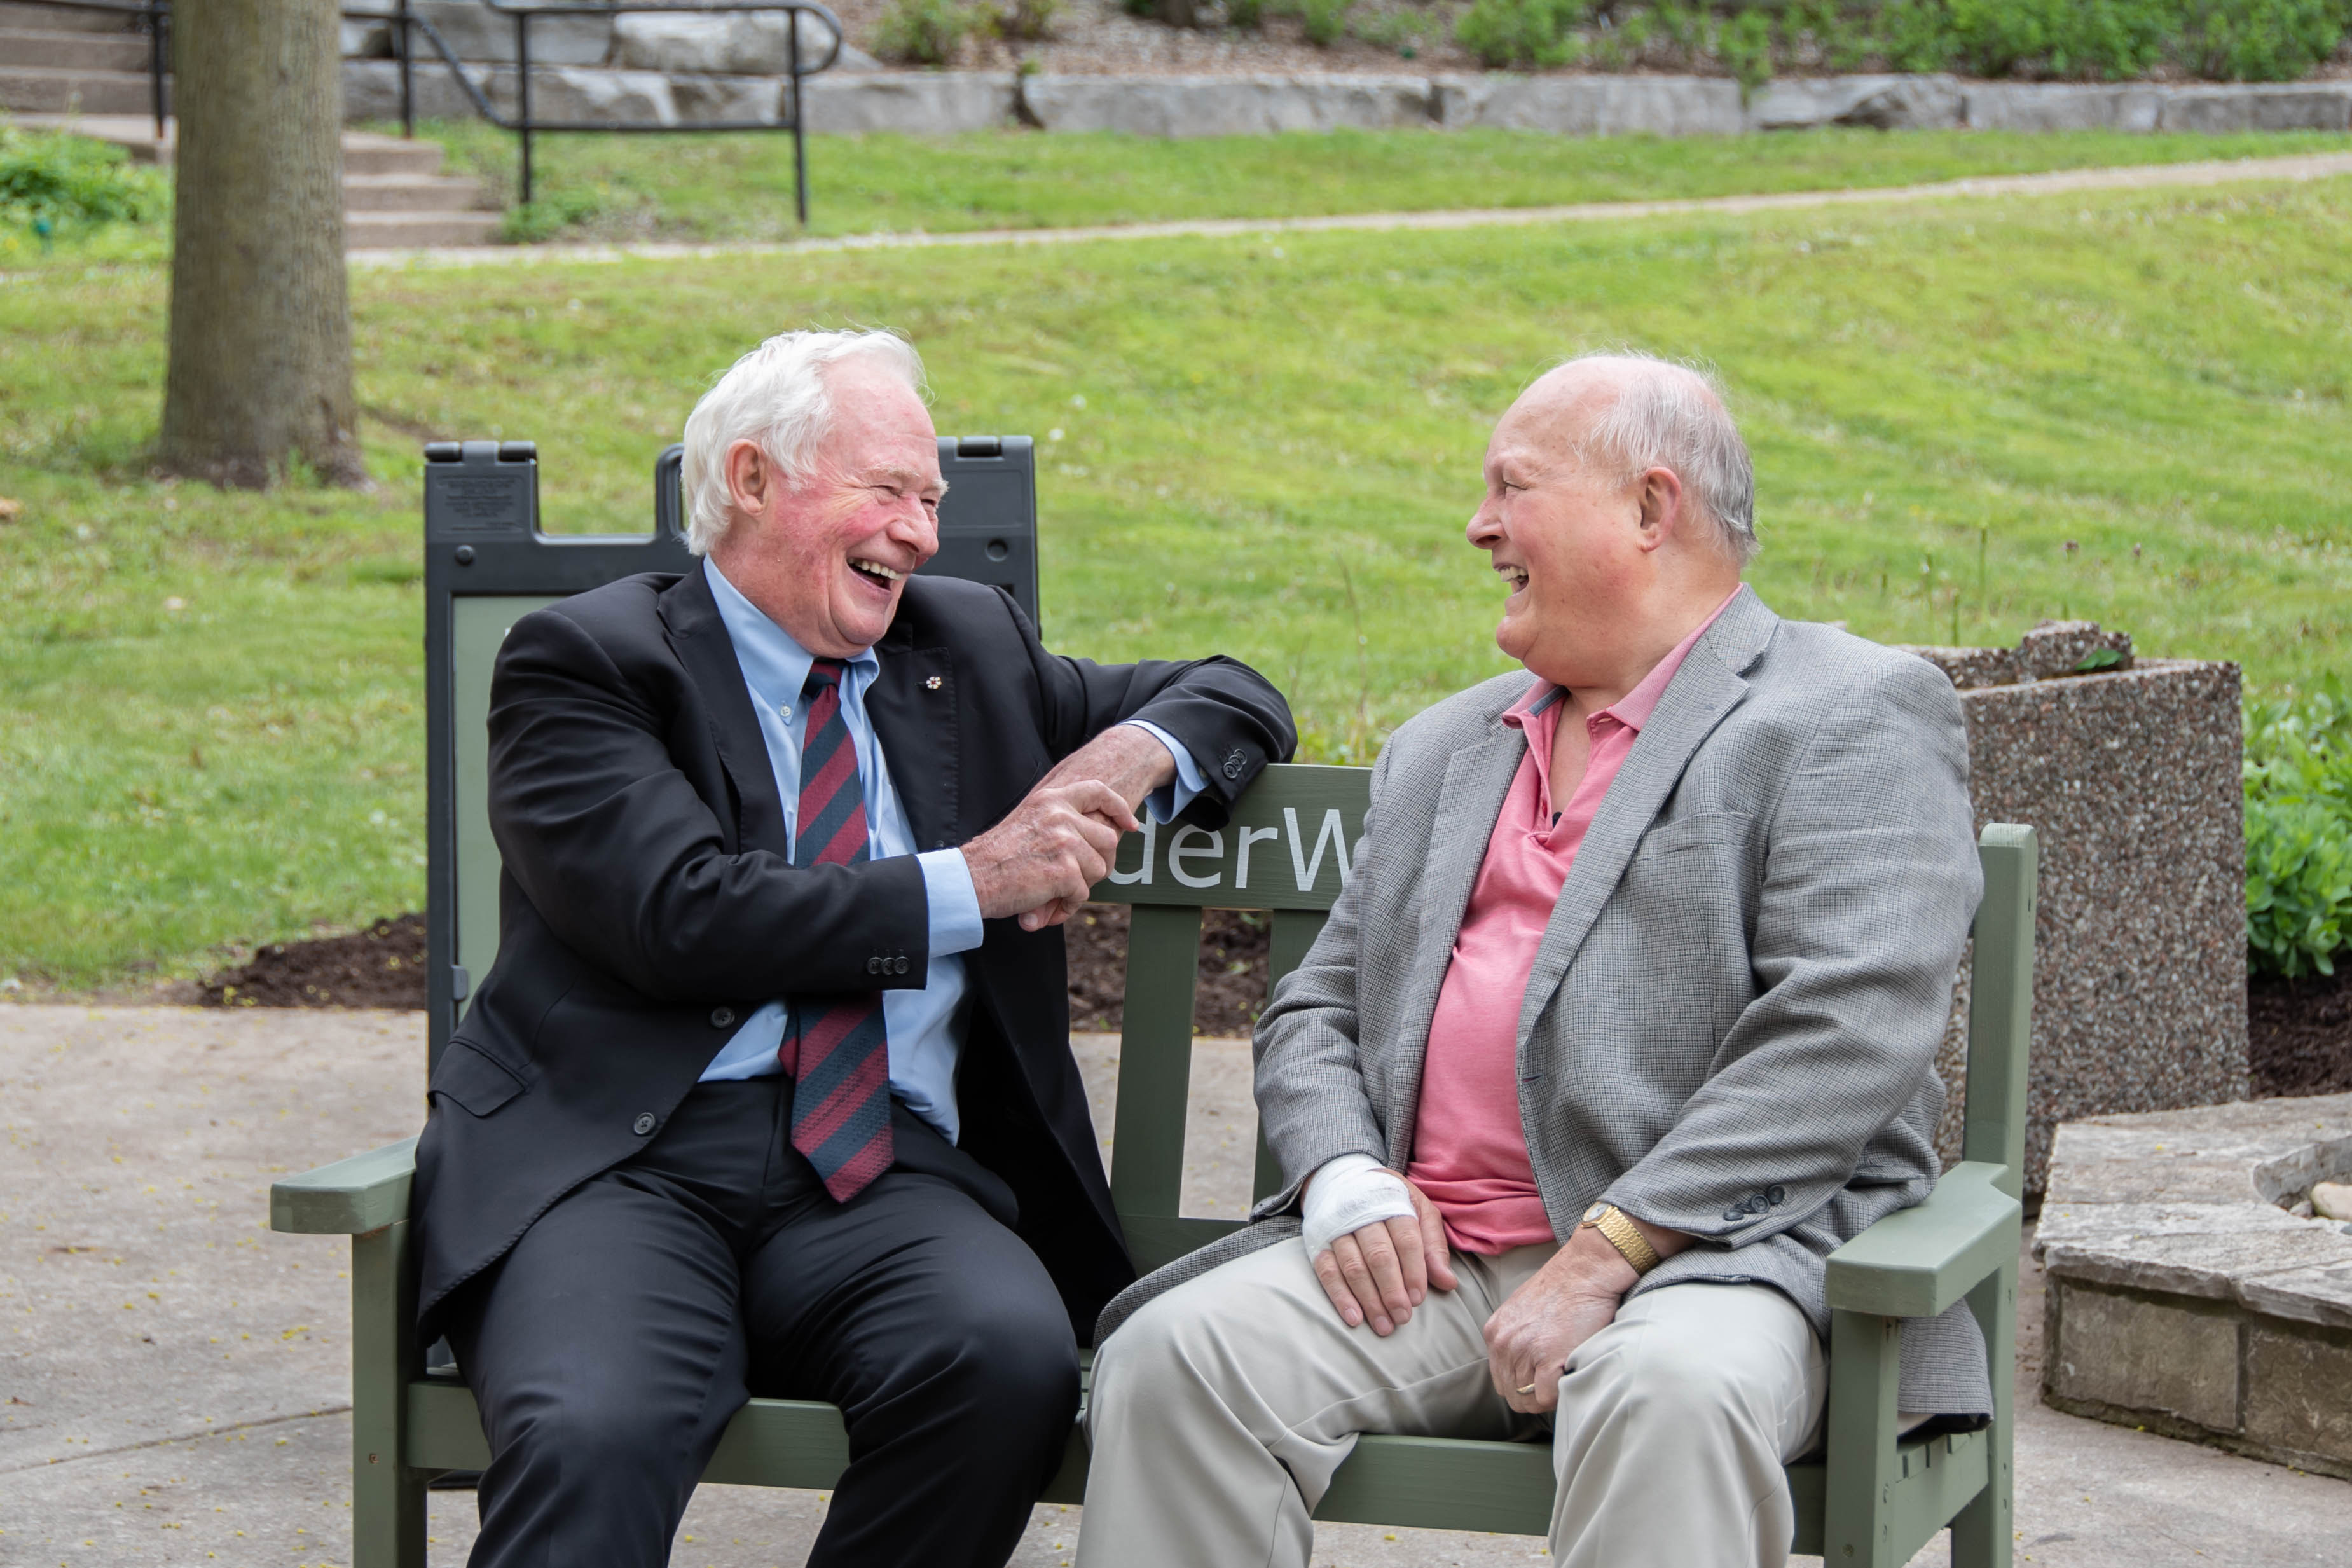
[1121,719,1207,825]
[917,848,986,956]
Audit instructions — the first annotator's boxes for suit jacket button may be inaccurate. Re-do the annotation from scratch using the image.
[1767,1184,1787,1205]
[710,1007,737,1029]
[633,1113,657,1136]
[1723,1207,1747,1223]
[867,956,882,975]
[894,956,911,975]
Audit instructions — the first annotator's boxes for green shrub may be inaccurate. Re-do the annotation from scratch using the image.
[1300,0,1352,42]
[0,124,168,233]
[874,0,980,64]
[1454,0,1589,66]
[2245,677,2352,978]
[2181,0,2348,78]
[991,0,1063,37]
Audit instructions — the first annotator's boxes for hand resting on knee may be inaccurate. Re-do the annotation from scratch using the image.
[1300,1155,1459,1336]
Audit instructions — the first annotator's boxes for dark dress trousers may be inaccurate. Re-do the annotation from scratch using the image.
[413,567,1294,1567]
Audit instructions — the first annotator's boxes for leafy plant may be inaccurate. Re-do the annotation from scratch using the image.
[874,0,981,64]
[1454,0,1590,66]
[0,124,168,233]
[992,0,1064,38]
[1300,0,1354,41]
[2245,676,2352,978]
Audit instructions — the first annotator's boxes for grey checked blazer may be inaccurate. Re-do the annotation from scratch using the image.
[1097,587,1993,1415]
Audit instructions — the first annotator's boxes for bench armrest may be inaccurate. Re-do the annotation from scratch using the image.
[270,1138,418,1235]
[1823,1160,2019,1319]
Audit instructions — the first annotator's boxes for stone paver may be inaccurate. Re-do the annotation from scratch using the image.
[3,1004,2346,1565]
[347,151,2352,269]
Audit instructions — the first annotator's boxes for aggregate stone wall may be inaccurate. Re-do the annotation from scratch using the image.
[1902,630,2248,1197]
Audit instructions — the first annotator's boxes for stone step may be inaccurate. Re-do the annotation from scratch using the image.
[0,24,153,71]
[0,1,135,32]
[342,172,487,214]
[346,209,503,249]
[0,64,156,116]
[340,130,447,177]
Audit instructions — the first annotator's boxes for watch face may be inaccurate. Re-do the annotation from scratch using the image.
[1581,1203,1609,1225]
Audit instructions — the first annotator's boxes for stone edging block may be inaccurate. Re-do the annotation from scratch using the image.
[2037,1096,2352,1476]
[341,60,2352,136]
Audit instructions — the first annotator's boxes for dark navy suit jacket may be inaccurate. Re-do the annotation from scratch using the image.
[411,566,1295,1346]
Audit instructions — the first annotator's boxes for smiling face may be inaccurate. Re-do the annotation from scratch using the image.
[1465,373,1657,691]
[709,356,944,657]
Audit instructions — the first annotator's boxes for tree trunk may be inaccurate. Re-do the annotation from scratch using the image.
[158,0,363,489]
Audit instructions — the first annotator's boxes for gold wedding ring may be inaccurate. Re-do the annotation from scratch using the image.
[1515,1382,1537,1394]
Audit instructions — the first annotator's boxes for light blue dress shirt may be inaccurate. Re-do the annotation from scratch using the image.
[696,559,1206,1143]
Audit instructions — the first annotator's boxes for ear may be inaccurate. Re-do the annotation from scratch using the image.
[723,438,774,521]
[1633,467,1683,554]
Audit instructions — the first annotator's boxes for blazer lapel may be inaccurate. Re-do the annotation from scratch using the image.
[1514,588,1778,1047]
[657,567,790,856]
[865,587,960,851]
[1384,705,1529,1162]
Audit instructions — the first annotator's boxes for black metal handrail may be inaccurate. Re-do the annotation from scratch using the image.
[6,0,170,140]
[348,1,846,220]
[8,0,846,224]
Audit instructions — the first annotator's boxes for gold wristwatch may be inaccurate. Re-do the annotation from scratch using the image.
[1579,1202,1661,1276]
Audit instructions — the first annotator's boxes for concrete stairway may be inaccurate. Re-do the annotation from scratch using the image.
[1,8,500,248]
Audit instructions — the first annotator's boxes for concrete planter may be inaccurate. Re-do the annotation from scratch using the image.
[1902,628,2248,1197]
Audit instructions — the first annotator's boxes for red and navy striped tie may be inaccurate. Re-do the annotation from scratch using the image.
[780,657,893,1202]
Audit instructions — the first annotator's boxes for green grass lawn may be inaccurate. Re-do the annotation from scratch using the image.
[3,167,2348,989]
[405,123,2352,241]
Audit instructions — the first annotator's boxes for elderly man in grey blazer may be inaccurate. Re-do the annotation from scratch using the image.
[1076,353,1990,1568]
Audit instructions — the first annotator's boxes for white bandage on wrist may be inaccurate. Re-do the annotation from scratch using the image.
[1300,1153,1416,1258]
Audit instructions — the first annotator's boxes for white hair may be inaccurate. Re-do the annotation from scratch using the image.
[679,329,927,556]
[1555,350,1758,566]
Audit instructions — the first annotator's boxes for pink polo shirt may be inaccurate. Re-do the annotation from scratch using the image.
[1406,591,1740,1255]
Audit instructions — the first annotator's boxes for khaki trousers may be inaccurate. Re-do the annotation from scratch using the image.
[1080,1239,1827,1568]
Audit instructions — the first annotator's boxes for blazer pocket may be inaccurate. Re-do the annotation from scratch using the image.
[429,1039,528,1118]
[1633,810,1754,859]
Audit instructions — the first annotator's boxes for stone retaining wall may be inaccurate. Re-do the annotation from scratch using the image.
[2037,1096,2352,1477]
[1901,626,2248,1197]
[342,60,2352,136]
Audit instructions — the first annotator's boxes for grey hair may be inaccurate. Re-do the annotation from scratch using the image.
[679,329,926,556]
[1555,350,1758,566]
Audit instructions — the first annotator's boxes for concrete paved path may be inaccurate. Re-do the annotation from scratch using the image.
[1,1005,2344,1565]
[347,150,2352,270]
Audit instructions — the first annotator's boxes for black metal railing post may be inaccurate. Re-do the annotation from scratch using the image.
[514,8,533,206]
[148,1,168,142]
[788,15,806,227]
[396,0,415,138]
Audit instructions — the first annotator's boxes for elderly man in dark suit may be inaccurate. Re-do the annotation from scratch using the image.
[411,329,1294,1568]
[1080,354,1985,1568]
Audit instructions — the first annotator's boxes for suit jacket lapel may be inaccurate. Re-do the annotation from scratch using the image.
[1514,588,1778,1047]
[865,586,960,851]
[1386,704,1529,1162]
[657,567,790,856]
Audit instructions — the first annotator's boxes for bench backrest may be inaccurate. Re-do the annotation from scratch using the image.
[422,436,1040,1068]
[1090,791,2041,1272]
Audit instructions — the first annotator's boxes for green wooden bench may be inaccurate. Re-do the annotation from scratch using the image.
[272,441,2037,1568]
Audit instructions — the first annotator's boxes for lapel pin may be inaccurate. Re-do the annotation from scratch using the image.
[925,675,942,691]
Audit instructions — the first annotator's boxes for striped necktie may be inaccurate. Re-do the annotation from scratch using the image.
[780,657,893,1202]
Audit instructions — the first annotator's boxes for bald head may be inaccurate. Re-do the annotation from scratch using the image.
[1466,351,1752,698]
[1515,354,1757,567]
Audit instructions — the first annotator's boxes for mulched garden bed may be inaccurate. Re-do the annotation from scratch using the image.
[197,914,429,1010]
[2249,966,2352,1099]
[203,912,2351,1085]
[198,904,1277,1036]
